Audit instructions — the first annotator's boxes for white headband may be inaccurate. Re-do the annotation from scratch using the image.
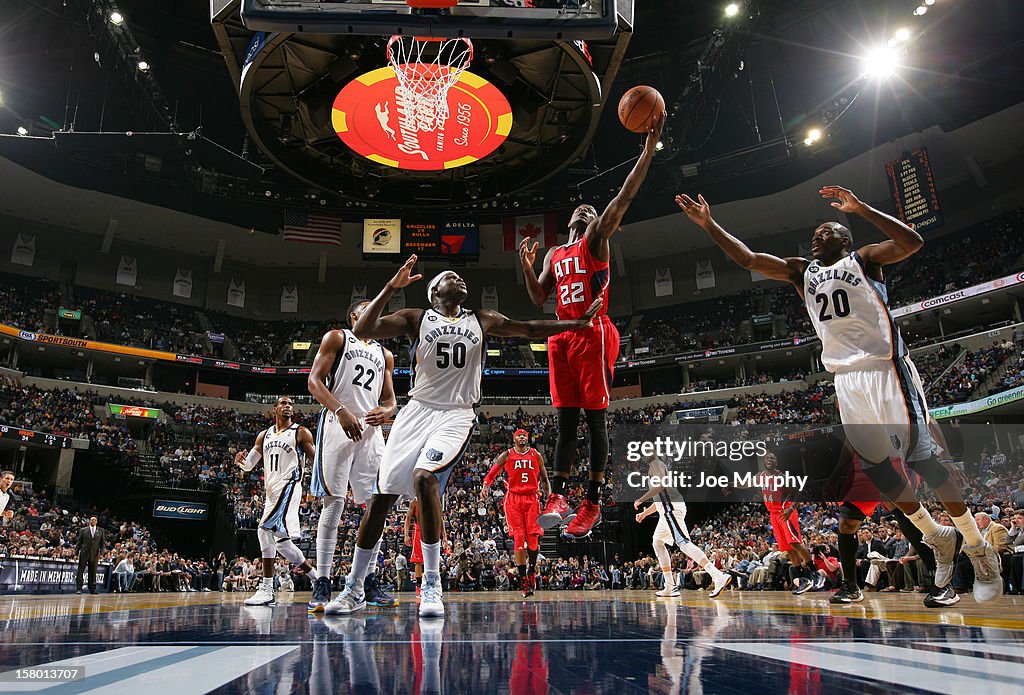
[427,272,451,301]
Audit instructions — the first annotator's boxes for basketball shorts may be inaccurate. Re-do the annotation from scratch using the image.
[548,316,619,410]
[653,508,691,548]
[834,358,939,466]
[310,408,384,503]
[842,456,920,519]
[504,492,543,549]
[770,510,802,552]
[260,477,302,540]
[410,524,423,565]
[374,400,476,498]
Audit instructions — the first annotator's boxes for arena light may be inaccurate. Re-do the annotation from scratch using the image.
[804,128,822,146]
[861,47,899,79]
[724,3,740,18]
[17,126,28,136]
[109,11,124,25]
[655,140,665,151]
[914,5,928,15]
[925,0,935,5]
[137,60,150,71]
[895,27,911,42]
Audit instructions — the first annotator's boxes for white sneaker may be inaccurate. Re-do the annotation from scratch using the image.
[710,573,733,599]
[419,574,444,618]
[325,578,365,615]
[964,542,1004,603]
[922,525,961,589]
[655,586,680,598]
[244,584,276,606]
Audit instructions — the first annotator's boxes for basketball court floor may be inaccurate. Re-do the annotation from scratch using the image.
[0,591,1021,694]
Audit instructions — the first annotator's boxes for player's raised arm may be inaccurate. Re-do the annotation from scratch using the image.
[519,240,556,306]
[821,186,924,267]
[478,298,602,338]
[591,111,666,241]
[352,255,424,341]
[480,450,510,499]
[234,430,267,472]
[365,349,398,427]
[676,193,807,288]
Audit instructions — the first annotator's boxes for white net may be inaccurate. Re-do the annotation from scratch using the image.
[386,36,474,132]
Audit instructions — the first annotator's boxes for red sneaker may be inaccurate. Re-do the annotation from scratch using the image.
[528,572,538,594]
[522,574,534,598]
[563,500,602,538]
[538,494,572,529]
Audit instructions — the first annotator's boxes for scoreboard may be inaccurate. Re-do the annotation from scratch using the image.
[885,147,944,233]
[365,219,480,259]
[0,425,72,449]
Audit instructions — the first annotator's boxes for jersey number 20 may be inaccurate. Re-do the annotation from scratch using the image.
[815,289,851,321]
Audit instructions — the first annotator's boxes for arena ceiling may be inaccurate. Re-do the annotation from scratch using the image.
[0,0,1022,233]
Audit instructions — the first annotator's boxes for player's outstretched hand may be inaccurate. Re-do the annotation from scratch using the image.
[577,297,604,327]
[364,406,393,427]
[335,407,364,442]
[519,239,538,269]
[233,449,247,467]
[633,498,643,510]
[820,185,864,213]
[387,254,423,290]
[645,110,667,151]
[675,193,713,227]
[479,487,489,501]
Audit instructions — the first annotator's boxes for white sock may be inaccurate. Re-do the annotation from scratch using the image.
[951,510,985,547]
[366,539,383,575]
[347,545,374,593]
[907,505,941,537]
[306,568,320,581]
[262,577,273,588]
[422,541,442,577]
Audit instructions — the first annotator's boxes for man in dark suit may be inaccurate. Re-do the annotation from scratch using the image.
[76,516,105,594]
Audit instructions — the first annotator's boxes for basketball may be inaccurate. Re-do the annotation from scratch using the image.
[618,86,665,133]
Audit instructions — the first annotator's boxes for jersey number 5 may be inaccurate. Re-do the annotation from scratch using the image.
[436,342,467,369]
[559,282,585,306]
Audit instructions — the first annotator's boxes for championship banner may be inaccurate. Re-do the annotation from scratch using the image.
[388,287,406,312]
[654,268,673,297]
[227,279,246,308]
[116,255,138,287]
[0,558,111,593]
[351,285,367,305]
[363,218,401,254]
[281,285,299,313]
[10,234,35,267]
[153,500,209,521]
[886,147,944,233]
[482,286,499,310]
[172,268,193,298]
[891,271,1024,318]
[695,260,715,290]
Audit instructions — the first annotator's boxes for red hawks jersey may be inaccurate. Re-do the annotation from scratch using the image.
[762,483,791,514]
[549,238,610,321]
[505,447,542,495]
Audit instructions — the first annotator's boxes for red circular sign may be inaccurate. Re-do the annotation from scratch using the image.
[332,66,512,171]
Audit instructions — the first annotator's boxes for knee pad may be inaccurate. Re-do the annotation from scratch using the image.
[906,455,951,490]
[318,496,345,532]
[257,528,277,558]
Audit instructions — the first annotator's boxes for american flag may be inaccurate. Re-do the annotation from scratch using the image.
[283,209,343,246]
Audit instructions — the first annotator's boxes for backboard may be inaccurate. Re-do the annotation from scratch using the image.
[240,0,633,40]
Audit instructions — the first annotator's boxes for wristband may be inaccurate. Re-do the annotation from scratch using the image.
[334,405,347,417]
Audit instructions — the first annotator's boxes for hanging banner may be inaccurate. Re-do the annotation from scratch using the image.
[116,256,138,287]
[695,259,715,290]
[281,285,299,313]
[482,286,499,310]
[654,268,673,297]
[885,147,944,233]
[10,234,36,267]
[351,285,367,305]
[388,287,406,312]
[172,268,193,298]
[227,279,246,308]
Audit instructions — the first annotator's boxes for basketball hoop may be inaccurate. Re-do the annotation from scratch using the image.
[386,35,474,133]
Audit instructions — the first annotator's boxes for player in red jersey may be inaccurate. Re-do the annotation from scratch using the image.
[520,111,666,539]
[480,429,551,597]
[759,453,817,595]
[404,497,448,599]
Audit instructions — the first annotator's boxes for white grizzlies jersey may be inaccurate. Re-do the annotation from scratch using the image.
[804,252,905,372]
[409,308,484,408]
[262,423,303,493]
[325,329,386,417]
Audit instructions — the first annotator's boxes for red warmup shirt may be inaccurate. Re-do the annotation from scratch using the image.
[548,238,610,321]
[484,447,542,495]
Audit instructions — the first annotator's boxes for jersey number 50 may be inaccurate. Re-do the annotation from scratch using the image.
[436,342,467,369]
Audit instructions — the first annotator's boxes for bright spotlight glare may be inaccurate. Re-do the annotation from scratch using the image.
[109,11,124,25]
[803,137,814,146]
[655,140,665,151]
[17,126,28,136]
[895,28,911,42]
[914,5,927,15]
[807,129,822,141]
[861,48,899,78]
[925,0,935,5]
[137,60,150,71]
[725,3,740,17]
